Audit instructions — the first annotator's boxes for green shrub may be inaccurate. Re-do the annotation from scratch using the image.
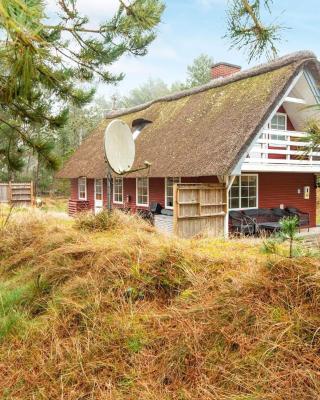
[279,216,300,258]
[262,216,300,258]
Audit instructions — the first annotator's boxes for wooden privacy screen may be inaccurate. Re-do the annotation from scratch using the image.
[0,182,34,205]
[174,183,227,238]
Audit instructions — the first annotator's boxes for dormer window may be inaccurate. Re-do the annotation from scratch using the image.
[132,119,152,140]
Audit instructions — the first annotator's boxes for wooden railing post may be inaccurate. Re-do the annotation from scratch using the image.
[30,181,34,205]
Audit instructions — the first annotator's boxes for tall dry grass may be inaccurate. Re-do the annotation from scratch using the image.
[0,210,319,399]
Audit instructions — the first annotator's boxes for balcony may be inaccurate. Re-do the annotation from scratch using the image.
[242,128,320,173]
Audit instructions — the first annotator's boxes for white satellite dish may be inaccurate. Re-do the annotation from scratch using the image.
[104,119,135,174]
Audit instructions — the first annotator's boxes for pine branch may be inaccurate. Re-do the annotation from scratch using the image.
[226,0,284,61]
[0,117,59,170]
[0,0,164,170]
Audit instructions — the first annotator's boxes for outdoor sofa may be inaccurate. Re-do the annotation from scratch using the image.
[229,207,310,235]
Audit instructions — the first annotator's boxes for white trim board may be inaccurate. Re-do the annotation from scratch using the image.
[242,164,320,173]
[136,177,149,207]
[228,174,259,211]
[165,177,181,209]
[78,177,87,201]
[113,177,124,204]
[284,96,306,104]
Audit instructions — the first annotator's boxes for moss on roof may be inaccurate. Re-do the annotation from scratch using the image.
[57,51,319,179]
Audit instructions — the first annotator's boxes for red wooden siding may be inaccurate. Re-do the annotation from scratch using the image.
[68,179,90,215]
[68,173,317,227]
[87,179,95,210]
[69,177,218,214]
[258,172,316,227]
[70,179,78,199]
[112,178,165,212]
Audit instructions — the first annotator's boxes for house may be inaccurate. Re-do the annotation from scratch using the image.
[56,51,320,237]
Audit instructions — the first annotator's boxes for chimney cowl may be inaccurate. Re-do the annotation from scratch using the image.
[211,62,241,80]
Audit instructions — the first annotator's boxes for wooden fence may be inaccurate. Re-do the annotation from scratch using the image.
[0,182,34,205]
[173,183,227,238]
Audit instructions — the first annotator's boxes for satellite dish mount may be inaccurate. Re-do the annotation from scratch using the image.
[104,119,151,210]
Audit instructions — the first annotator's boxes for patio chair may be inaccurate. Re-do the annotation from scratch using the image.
[285,207,310,231]
[229,210,255,235]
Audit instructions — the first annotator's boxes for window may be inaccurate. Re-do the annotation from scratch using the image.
[165,177,180,209]
[95,179,103,201]
[113,177,123,204]
[78,177,87,200]
[271,113,287,130]
[269,113,287,142]
[136,177,149,206]
[229,175,258,210]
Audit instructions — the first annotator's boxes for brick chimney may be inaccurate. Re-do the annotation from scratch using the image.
[211,62,241,79]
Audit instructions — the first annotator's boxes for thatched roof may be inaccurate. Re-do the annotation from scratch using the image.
[57,51,320,179]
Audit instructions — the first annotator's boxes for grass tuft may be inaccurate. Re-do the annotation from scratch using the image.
[0,210,319,399]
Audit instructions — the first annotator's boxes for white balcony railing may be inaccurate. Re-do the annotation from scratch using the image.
[243,129,320,169]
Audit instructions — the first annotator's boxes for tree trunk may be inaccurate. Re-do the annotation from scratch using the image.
[35,154,40,196]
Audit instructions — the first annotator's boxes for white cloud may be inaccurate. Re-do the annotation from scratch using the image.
[45,0,120,24]
[150,40,179,61]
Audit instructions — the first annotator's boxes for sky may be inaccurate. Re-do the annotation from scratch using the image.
[47,0,320,99]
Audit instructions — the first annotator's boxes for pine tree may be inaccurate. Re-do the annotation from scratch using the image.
[0,0,164,173]
[185,54,213,88]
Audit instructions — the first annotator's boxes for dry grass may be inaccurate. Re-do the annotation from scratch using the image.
[41,196,68,213]
[0,210,319,399]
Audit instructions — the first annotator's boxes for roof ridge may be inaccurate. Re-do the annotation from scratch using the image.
[106,50,317,120]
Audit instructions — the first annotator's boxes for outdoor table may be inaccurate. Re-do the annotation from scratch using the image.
[257,221,281,233]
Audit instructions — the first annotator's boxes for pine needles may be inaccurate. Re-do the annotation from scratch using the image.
[226,0,285,61]
[0,0,164,172]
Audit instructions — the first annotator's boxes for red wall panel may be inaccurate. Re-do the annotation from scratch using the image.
[68,173,317,227]
[258,172,316,226]
[69,178,93,215]
[70,179,78,200]
[87,179,95,210]
[111,178,165,213]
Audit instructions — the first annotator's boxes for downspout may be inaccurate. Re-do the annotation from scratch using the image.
[106,161,113,212]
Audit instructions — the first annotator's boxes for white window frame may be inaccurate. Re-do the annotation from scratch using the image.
[113,177,124,204]
[269,112,287,143]
[229,174,258,210]
[165,177,181,209]
[94,178,103,201]
[136,177,149,207]
[78,177,87,201]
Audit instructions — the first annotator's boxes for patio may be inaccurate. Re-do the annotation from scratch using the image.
[298,226,320,237]
[229,207,311,236]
